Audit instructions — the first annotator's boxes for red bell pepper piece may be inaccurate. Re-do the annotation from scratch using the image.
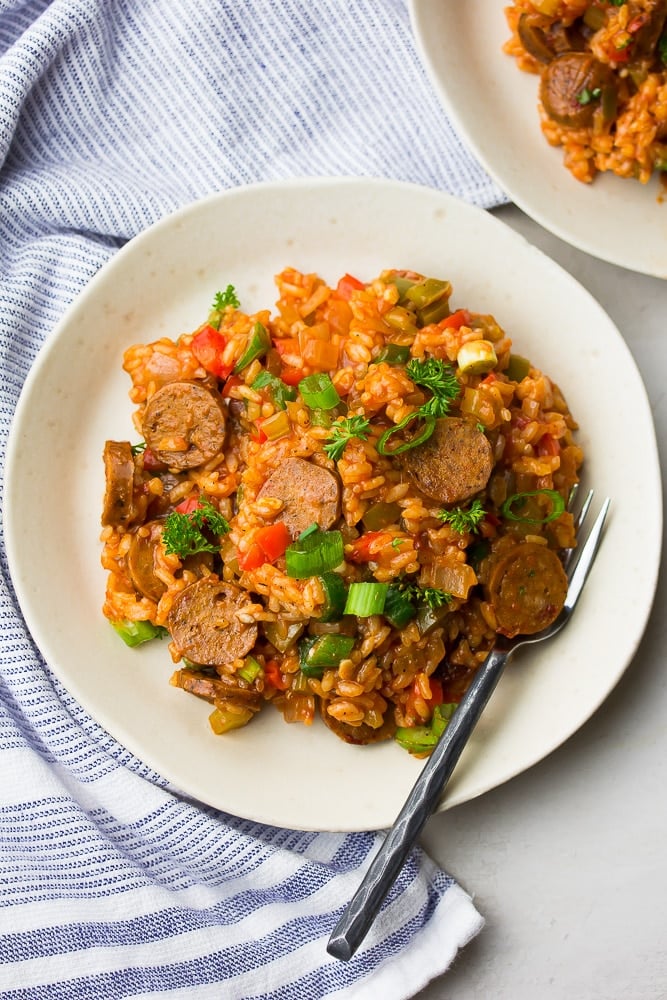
[441,308,471,330]
[264,659,289,691]
[191,325,233,379]
[347,531,390,563]
[335,273,365,301]
[174,495,202,514]
[237,523,291,571]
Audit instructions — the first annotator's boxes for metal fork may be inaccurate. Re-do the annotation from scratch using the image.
[327,490,610,962]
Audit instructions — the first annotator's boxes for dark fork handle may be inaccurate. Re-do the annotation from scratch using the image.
[327,645,510,961]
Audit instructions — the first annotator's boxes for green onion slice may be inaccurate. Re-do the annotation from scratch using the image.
[299,634,356,677]
[298,372,341,410]
[371,344,411,366]
[111,619,167,648]
[377,412,436,456]
[285,529,344,579]
[383,584,417,628]
[233,321,271,373]
[318,572,348,622]
[501,488,566,524]
[343,581,388,617]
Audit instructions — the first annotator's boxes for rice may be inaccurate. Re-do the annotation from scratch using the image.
[504,0,667,185]
[100,266,583,755]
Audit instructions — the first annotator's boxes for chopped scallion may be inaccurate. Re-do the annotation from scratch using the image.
[343,581,388,617]
[377,412,436,455]
[501,488,566,524]
[318,571,348,622]
[285,529,344,579]
[298,372,341,410]
[395,703,458,755]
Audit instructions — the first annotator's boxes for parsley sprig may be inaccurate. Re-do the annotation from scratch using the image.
[406,358,461,417]
[397,581,453,610]
[437,499,486,534]
[323,415,371,462]
[212,285,240,311]
[378,357,461,456]
[162,497,230,558]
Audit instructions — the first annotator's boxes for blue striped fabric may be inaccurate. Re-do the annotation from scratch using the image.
[0,1,498,995]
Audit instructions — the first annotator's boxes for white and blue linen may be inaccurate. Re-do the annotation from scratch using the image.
[0,2,504,996]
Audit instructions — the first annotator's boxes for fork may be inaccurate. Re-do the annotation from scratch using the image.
[327,490,610,962]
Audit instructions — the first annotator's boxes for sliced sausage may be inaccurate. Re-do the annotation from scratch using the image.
[540,53,612,127]
[401,417,493,505]
[256,457,341,538]
[167,578,257,666]
[173,668,262,708]
[127,521,167,602]
[142,381,227,470]
[102,440,137,527]
[319,700,397,745]
[486,541,568,638]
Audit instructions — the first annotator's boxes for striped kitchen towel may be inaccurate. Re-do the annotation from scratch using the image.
[0,1,501,996]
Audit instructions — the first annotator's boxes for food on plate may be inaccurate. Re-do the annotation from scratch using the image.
[100,267,583,755]
[504,0,667,184]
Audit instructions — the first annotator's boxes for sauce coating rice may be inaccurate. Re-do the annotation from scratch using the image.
[101,267,583,755]
[504,0,667,185]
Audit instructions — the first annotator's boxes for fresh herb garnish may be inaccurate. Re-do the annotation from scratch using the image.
[577,86,601,106]
[130,441,146,455]
[212,285,240,311]
[437,499,486,534]
[406,357,460,417]
[162,497,230,558]
[396,581,453,610]
[323,414,371,461]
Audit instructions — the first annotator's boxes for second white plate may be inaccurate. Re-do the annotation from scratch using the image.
[411,0,667,278]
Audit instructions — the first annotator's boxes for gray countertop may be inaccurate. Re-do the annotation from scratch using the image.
[418,203,667,1000]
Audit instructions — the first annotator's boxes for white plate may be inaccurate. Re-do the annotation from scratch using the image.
[4,177,661,831]
[410,0,667,278]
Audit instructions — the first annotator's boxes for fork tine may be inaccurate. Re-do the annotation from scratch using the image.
[564,497,610,612]
[563,487,595,573]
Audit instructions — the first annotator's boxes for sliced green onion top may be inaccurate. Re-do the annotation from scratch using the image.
[298,372,341,410]
[112,619,168,648]
[501,488,566,524]
[318,571,348,622]
[285,529,344,579]
[371,344,411,366]
[377,412,436,456]
[298,522,320,541]
[383,584,417,628]
[233,321,271,373]
[299,634,356,677]
[343,581,388,617]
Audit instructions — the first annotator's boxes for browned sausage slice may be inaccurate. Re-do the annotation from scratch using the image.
[142,381,227,470]
[540,53,612,128]
[401,417,493,505]
[127,521,167,602]
[487,541,568,638]
[102,440,137,527]
[319,700,397,745]
[167,579,258,665]
[256,457,341,538]
[172,668,262,708]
